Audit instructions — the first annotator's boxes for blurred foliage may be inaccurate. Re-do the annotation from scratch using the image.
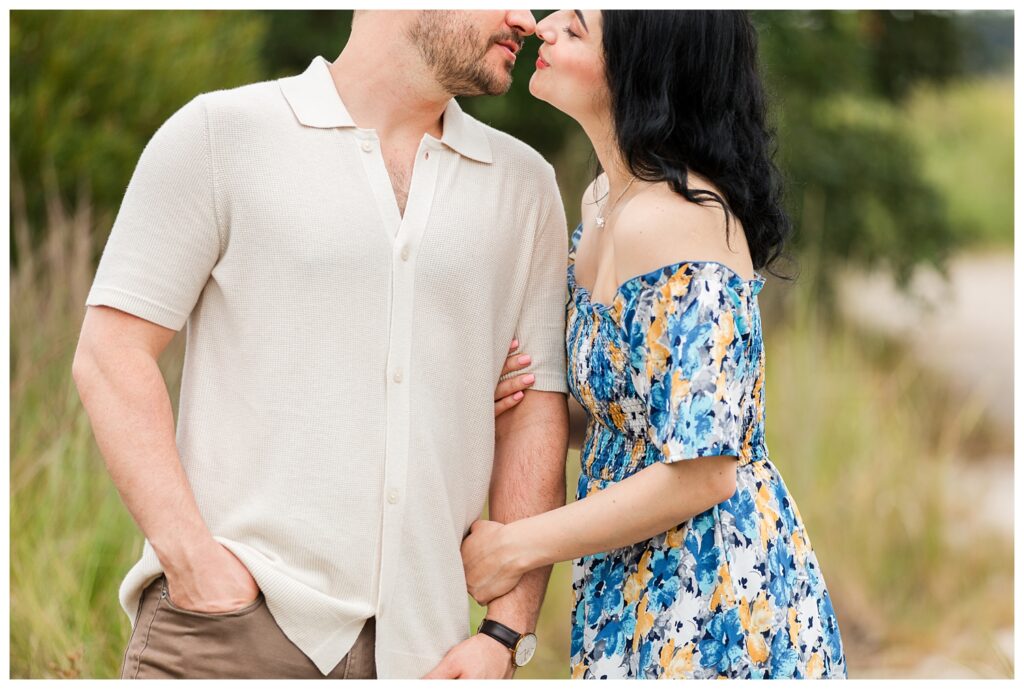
[864,10,963,101]
[906,77,1013,249]
[754,11,955,289]
[9,8,1013,282]
[10,10,267,263]
[256,10,354,79]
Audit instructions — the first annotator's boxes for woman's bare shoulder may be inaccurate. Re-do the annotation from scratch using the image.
[614,183,755,281]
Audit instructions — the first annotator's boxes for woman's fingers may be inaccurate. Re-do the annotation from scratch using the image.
[500,351,532,377]
[495,340,535,417]
[494,370,535,417]
[495,372,535,401]
[494,390,525,417]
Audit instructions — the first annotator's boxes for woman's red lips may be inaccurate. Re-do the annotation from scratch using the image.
[536,53,550,69]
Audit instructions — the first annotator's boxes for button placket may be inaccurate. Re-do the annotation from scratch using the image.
[352,130,401,241]
[375,138,442,621]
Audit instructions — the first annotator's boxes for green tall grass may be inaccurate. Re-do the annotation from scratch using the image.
[9,181,185,679]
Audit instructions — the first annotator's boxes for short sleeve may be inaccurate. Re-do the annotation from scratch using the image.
[85,95,222,331]
[640,268,747,462]
[499,167,569,394]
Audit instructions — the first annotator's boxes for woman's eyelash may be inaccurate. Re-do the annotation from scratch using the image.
[562,26,578,38]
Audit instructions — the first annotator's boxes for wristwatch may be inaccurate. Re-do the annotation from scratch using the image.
[477,618,538,668]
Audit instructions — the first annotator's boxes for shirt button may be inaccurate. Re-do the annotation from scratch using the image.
[393,368,403,383]
[387,489,399,504]
[400,246,410,261]
[360,140,373,153]
[424,151,430,160]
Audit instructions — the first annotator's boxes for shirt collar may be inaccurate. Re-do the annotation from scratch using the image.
[279,55,493,164]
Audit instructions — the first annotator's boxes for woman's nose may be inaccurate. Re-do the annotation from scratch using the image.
[535,20,556,44]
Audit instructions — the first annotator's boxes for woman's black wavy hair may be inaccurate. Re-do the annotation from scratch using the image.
[600,10,791,277]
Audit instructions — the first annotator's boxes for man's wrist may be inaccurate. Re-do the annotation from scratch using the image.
[475,627,515,673]
[483,601,536,639]
[151,526,218,578]
[477,618,535,675]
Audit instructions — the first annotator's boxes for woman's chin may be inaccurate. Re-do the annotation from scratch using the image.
[528,85,572,120]
[528,73,552,104]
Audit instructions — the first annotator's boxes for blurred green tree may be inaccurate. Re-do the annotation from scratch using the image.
[256,10,353,78]
[865,10,963,101]
[754,10,966,288]
[10,10,267,262]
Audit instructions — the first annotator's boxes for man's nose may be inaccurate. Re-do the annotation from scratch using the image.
[506,10,537,37]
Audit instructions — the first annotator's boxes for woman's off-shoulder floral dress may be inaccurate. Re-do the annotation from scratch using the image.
[565,223,846,679]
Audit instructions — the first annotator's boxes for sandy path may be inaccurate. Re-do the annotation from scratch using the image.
[836,250,1013,430]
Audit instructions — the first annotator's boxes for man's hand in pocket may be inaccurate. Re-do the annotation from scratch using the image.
[163,539,261,614]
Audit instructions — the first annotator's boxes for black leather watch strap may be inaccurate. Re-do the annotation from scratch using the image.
[477,618,520,650]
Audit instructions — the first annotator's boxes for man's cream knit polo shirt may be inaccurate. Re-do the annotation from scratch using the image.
[86,55,568,678]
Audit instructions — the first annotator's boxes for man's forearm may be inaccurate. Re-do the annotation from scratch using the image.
[73,343,213,573]
[484,390,569,633]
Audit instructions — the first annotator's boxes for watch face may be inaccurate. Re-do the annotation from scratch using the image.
[514,633,538,667]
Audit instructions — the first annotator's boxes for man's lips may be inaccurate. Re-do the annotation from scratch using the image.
[495,39,521,60]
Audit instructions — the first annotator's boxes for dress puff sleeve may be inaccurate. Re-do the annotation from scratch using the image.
[633,264,751,464]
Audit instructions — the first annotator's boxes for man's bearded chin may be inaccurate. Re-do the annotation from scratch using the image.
[407,14,513,97]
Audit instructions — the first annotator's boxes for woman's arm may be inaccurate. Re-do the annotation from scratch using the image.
[462,453,737,605]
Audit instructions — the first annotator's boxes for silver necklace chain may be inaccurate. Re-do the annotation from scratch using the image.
[595,175,639,229]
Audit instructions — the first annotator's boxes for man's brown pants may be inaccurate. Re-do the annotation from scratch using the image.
[119,575,376,679]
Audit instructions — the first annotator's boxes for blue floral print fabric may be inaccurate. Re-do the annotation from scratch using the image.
[565,223,846,679]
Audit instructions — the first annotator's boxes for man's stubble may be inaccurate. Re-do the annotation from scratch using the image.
[406,11,517,97]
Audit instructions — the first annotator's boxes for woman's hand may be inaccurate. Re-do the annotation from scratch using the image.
[461,519,527,605]
[494,339,536,417]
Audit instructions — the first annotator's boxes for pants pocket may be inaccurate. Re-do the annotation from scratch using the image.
[157,575,265,619]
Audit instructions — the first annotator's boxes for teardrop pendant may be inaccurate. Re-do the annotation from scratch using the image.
[593,175,638,232]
